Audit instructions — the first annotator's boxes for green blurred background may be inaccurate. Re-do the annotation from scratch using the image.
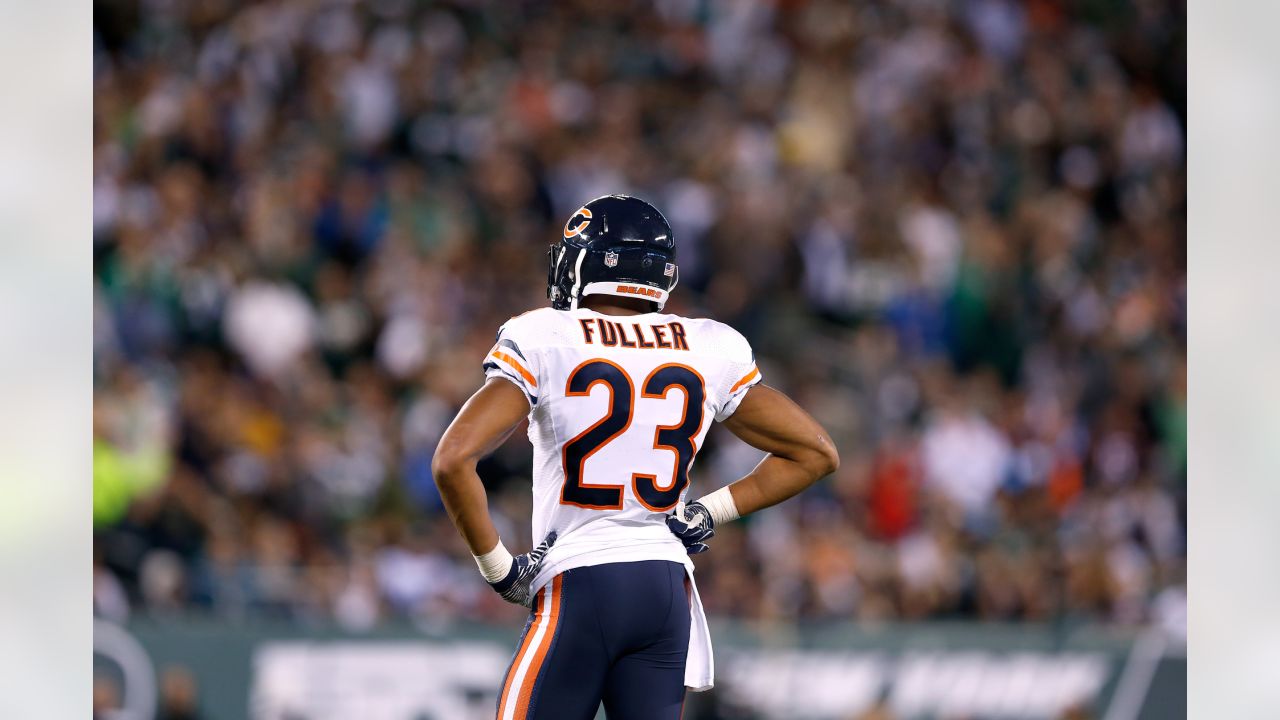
[92,0,1184,717]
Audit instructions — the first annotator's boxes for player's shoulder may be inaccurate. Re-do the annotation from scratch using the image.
[662,313,753,357]
[660,313,744,338]
[496,307,575,344]
[499,306,559,330]
[666,313,741,336]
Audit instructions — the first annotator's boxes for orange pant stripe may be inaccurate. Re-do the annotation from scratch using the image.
[512,575,563,718]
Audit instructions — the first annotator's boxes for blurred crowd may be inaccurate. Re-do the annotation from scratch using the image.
[93,0,1185,634]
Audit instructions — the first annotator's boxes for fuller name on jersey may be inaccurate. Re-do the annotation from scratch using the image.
[483,306,761,591]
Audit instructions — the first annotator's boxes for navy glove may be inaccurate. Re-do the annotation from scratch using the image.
[489,531,557,607]
[666,501,715,554]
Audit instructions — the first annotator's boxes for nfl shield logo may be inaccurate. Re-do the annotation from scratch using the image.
[604,251,619,268]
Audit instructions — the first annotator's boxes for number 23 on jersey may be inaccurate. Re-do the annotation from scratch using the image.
[560,359,704,512]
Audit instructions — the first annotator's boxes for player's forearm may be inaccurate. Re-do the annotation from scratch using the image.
[709,385,840,523]
[432,457,501,556]
[726,449,835,516]
[432,379,532,556]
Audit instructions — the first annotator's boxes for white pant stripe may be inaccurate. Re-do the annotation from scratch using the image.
[501,581,556,720]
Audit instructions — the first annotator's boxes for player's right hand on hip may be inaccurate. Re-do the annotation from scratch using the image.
[489,531,557,608]
[666,501,715,554]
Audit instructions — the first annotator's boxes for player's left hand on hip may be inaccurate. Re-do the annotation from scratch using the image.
[666,501,715,554]
[489,531,557,608]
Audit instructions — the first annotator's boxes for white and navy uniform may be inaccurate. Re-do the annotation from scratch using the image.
[484,306,761,720]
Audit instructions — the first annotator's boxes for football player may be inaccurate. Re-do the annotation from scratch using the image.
[432,195,839,719]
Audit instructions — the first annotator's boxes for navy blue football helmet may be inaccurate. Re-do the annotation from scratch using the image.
[548,195,678,311]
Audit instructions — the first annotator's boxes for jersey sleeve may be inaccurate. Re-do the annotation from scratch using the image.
[482,314,543,408]
[712,324,762,422]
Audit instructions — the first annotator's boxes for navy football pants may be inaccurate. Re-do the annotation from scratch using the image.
[495,560,690,720]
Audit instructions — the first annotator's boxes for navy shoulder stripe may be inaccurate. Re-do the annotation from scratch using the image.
[498,338,527,361]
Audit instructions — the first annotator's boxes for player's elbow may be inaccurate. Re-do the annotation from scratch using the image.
[803,436,840,480]
[431,441,475,485]
[819,440,840,476]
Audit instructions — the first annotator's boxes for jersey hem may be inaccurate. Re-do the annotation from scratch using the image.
[530,539,694,593]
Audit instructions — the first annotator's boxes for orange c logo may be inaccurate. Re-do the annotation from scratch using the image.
[564,207,592,239]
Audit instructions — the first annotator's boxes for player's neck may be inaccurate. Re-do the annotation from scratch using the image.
[580,296,654,316]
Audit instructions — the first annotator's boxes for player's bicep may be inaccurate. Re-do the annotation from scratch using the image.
[435,378,532,468]
[720,384,837,467]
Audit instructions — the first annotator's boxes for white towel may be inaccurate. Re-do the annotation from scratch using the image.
[683,564,715,691]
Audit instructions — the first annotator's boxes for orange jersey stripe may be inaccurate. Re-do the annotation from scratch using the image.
[514,575,563,718]
[491,350,538,388]
[497,587,546,719]
[730,367,759,393]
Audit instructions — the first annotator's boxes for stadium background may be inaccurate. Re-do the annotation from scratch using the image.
[91,0,1185,718]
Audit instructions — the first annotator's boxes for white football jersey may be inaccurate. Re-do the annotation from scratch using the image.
[483,306,762,591]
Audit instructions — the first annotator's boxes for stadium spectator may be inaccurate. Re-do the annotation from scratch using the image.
[93,0,1184,630]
